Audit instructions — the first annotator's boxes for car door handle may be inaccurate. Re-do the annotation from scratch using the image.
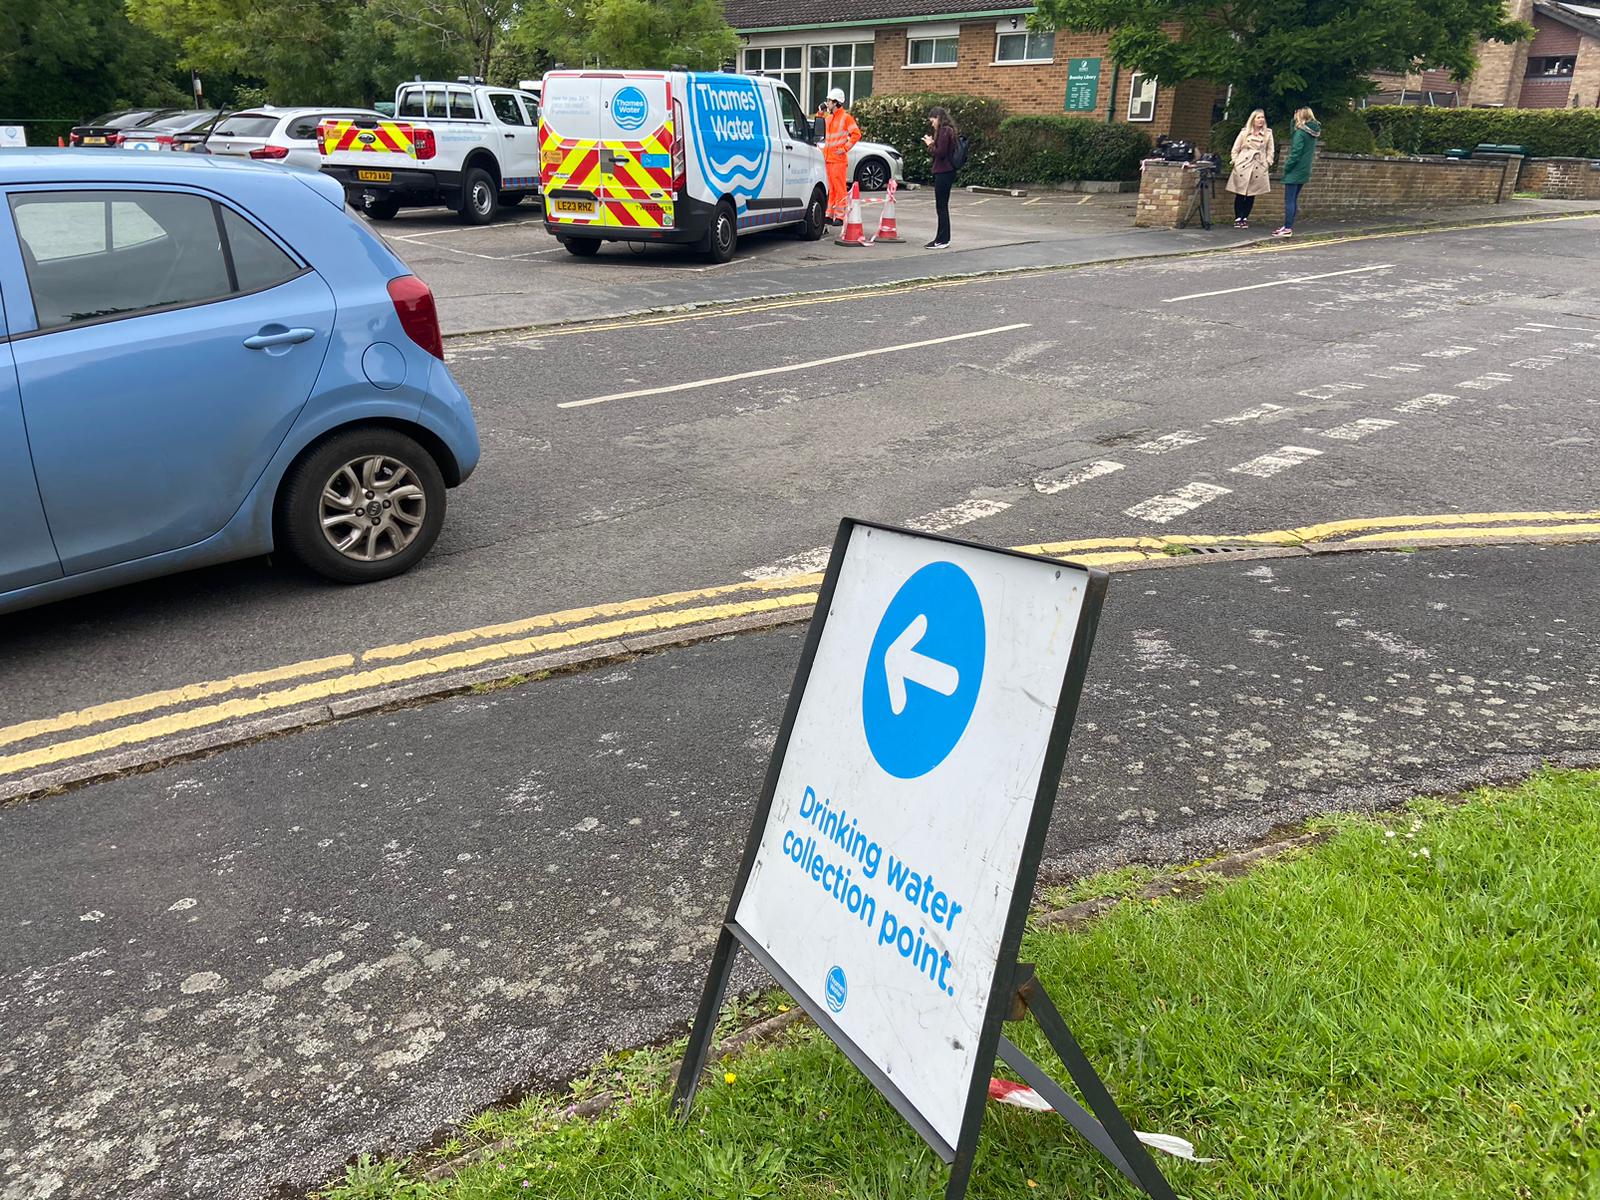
[504,133,515,139]
[243,327,316,350]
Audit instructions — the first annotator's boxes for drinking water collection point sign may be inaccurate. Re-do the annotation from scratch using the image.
[676,520,1177,1199]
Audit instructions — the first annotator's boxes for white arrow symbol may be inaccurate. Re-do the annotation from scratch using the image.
[884,613,960,715]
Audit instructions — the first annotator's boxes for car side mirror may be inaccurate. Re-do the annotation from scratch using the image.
[811,116,825,142]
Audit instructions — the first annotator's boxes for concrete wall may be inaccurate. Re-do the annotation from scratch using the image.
[1518,156,1600,197]
[1135,153,1513,228]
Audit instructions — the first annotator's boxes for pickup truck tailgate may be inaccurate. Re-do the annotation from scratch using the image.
[319,117,425,171]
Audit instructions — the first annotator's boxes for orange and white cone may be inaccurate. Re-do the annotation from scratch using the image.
[870,178,904,243]
[835,182,867,247]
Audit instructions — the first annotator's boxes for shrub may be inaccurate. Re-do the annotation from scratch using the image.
[852,93,1006,184]
[988,115,1152,184]
[1362,106,1600,159]
[1320,110,1376,154]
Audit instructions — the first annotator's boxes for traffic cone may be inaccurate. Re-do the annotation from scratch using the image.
[835,182,867,247]
[57,136,65,147]
[870,177,904,243]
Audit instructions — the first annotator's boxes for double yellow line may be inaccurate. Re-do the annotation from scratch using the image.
[5,509,1598,788]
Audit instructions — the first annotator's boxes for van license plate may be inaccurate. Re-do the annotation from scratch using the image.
[358,169,393,183]
[553,199,597,215]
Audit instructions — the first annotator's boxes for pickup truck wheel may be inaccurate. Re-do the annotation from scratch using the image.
[499,191,526,207]
[459,168,498,225]
[363,197,399,221]
[563,238,601,257]
[706,201,737,263]
[795,187,826,240]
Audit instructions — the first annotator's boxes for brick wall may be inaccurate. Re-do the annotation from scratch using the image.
[1465,0,1534,106]
[1518,156,1600,198]
[1135,153,1511,228]
[1571,39,1600,108]
[871,22,1200,137]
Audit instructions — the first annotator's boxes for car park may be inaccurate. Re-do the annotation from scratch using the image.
[318,80,542,224]
[118,109,220,152]
[206,107,383,170]
[0,150,480,615]
[68,108,184,147]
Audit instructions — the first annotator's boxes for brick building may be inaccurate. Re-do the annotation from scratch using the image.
[723,0,1223,146]
[1467,0,1600,108]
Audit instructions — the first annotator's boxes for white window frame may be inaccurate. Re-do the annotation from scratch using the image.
[993,19,1054,66]
[906,23,960,69]
[1127,72,1158,122]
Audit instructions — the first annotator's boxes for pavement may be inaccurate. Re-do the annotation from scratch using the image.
[6,215,1600,799]
[376,190,1600,334]
[4,539,1599,1200]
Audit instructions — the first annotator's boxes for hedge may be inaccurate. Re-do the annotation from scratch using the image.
[987,115,1152,184]
[853,93,1151,186]
[852,93,1006,185]
[1362,106,1600,159]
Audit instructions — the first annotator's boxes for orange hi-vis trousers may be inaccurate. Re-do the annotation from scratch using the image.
[826,156,849,221]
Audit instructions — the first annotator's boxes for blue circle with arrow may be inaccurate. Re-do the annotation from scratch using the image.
[862,561,986,779]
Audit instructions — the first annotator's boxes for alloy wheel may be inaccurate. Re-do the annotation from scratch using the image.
[319,455,427,562]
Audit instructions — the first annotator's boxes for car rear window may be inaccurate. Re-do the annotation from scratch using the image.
[213,114,279,138]
[10,190,304,332]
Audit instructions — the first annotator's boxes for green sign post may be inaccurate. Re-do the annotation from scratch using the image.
[1065,57,1101,112]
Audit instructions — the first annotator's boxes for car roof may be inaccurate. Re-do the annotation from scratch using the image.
[0,148,320,187]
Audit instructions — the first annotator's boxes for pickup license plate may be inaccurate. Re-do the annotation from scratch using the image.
[553,199,597,216]
[82,136,106,145]
[357,169,393,183]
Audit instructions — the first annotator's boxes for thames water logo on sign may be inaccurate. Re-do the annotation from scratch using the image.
[612,86,649,132]
[686,73,769,204]
[825,965,848,1013]
[862,562,986,779]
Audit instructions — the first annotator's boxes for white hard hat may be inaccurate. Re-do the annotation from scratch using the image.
[827,87,846,104]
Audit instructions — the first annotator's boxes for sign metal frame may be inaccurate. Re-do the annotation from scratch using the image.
[674,518,1175,1199]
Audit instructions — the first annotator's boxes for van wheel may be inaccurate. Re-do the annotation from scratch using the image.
[796,187,826,240]
[706,201,737,263]
[278,428,446,584]
[459,168,498,225]
[363,197,399,221]
[563,238,601,257]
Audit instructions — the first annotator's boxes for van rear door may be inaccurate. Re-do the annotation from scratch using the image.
[597,76,674,232]
[540,75,605,229]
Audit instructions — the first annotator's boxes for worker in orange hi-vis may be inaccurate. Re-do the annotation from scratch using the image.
[820,87,861,226]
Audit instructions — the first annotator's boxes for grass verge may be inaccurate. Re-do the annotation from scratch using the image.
[323,770,1600,1200]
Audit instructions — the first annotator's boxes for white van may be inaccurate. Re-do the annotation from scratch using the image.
[539,70,828,262]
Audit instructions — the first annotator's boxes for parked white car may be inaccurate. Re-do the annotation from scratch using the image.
[205,107,383,170]
[851,140,903,191]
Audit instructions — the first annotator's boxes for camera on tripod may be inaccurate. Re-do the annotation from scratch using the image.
[1156,135,1195,163]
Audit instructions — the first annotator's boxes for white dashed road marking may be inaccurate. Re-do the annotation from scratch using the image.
[1228,445,1324,478]
[1211,403,1285,425]
[1161,263,1394,303]
[1296,382,1366,400]
[1421,345,1477,359]
[1033,460,1125,495]
[1134,430,1206,455]
[1124,482,1231,524]
[907,499,1013,533]
[1319,418,1399,441]
[1509,355,1565,370]
[1395,393,1458,414]
[1456,372,1514,390]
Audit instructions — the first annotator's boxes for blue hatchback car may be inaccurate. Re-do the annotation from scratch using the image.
[0,150,479,615]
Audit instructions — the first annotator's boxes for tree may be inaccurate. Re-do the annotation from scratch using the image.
[515,0,737,71]
[1034,0,1534,117]
[0,0,186,138]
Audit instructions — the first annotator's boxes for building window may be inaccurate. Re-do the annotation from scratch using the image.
[744,45,803,98]
[809,42,875,110]
[1127,72,1158,121]
[995,29,1055,64]
[1527,56,1576,77]
[908,35,959,67]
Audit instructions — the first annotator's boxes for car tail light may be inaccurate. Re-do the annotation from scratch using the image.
[249,144,290,160]
[671,101,686,194]
[155,135,174,148]
[410,127,436,160]
[69,132,82,145]
[316,122,330,155]
[107,133,123,146]
[387,275,444,361]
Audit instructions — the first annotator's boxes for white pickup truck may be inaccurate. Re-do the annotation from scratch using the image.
[319,79,541,224]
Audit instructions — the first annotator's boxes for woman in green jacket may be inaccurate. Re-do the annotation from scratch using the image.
[1274,107,1322,238]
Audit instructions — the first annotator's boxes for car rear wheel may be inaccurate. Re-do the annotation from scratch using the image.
[855,158,890,192]
[459,168,498,225]
[563,238,601,257]
[706,201,737,263]
[363,197,399,221]
[795,187,826,240]
[279,428,446,584]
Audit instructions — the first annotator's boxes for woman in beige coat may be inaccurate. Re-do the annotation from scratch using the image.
[1226,109,1275,228]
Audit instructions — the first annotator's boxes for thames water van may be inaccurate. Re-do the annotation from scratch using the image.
[539,70,827,262]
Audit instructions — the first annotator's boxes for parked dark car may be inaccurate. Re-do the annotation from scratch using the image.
[69,108,184,148]
[118,110,220,152]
